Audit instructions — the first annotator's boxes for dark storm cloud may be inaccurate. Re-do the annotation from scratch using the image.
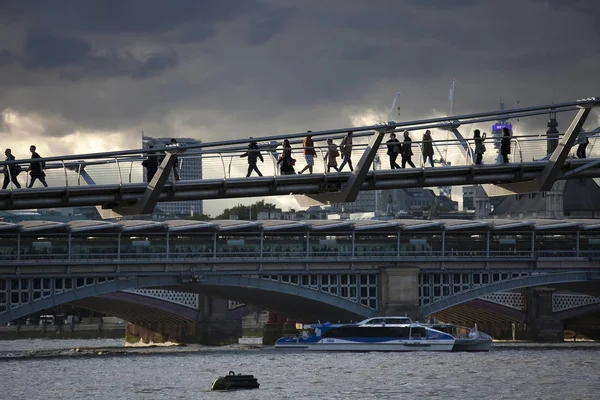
[0,0,599,143]
[13,29,179,81]
[0,49,15,66]
[23,30,92,69]
[131,49,179,80]
[0,0,259,36]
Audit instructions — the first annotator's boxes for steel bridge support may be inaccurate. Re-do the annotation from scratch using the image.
[297,127,392,205]
[483,100,599,196]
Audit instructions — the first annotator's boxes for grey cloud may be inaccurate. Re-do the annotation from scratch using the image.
[0,49,15,66]
[131,49,179,80]
[0,0,599,145]
[15,29,179,81]
[0,0,260,37]
[23,30,91,69]
[245,5,295,46]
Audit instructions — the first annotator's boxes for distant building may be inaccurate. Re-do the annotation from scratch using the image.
[462,186,477,211]
[142,135,203,216]
[492,179,600,219]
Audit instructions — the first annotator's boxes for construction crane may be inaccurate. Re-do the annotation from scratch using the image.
[432,79,457,200]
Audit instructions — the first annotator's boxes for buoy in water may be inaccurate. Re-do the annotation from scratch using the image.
[211,371,260,391]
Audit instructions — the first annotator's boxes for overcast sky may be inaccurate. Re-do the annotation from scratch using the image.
[1,1,599,215]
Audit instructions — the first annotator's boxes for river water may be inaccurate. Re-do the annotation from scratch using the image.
[0,339,599,399]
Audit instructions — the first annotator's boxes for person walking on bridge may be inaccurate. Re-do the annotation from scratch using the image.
[473,129,487,165]
[142,145,160,182]
[500,127,511,163]
[240,140,264,177]
[339,131,354,171]
[324,138,340,172]
[401,130,416,168]
[278,139,296,175]
[386,133,401,169]
[2,148,21,189]
[422,130,434,167]
[165,138,181,181]
[298,131,316,174]
[27,145,48,188]
[575,131,589,159]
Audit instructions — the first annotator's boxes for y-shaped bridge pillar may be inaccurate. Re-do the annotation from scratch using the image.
[483,98,600,196]
[296,127,392,206]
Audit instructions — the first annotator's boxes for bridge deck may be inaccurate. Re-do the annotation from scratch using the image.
[1,158,599,211]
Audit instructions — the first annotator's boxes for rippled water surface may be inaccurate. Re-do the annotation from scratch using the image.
[1,340,599,399]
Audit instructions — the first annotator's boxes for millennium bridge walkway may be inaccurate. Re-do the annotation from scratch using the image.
[1,217,600,338]
[0,97,599,216]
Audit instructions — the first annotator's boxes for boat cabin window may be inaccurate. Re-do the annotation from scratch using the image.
[410,327,426,339]
[361,317,411,325]
[323,326,412,338]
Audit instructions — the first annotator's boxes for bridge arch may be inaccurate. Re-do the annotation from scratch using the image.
[173,275,378,321]
[420,271,600,317]
[0,276,181,325]
[0,275,377,325]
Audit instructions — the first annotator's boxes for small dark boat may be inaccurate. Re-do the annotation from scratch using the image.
[211,371,260,391]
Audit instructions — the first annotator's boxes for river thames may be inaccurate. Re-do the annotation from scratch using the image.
[0,339,599,399]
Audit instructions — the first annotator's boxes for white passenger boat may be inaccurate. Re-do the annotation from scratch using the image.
[274,317,455,352]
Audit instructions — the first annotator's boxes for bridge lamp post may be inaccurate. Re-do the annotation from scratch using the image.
[165,229,170,260]
[305,230,310,258]
[212,231,217,260]
[351,229,356,258]
[576,230,580,257]
[486,230,491,259]
[67,231,72,260]
[17,232,21,262]
[530,230,535,258]
[117,231,121,260]
[441,229,446,259]
[396,230,401,259]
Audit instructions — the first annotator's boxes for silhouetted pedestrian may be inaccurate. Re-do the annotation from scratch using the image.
[278,139,296,175]
[240,140,264,177]
[401,131,416,168]
[166,138,180,181]
[386,133,401,169]
[2,148,21,189]
[339,131,354,171]
[324,138,340,172]
[500,127,511,163]
[28,145,47,188]
[142,145,160,182]
[298,131,316,174]
[473,129,487,165]
[576,131,589,159]
[422,130,434,167]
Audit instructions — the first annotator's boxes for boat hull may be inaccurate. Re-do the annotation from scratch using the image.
[275,339,454,352]
[453,338,493,352]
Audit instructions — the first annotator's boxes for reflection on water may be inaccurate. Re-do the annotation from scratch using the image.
[0,339,598,400]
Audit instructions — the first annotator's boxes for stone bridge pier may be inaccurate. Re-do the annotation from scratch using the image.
[380,267,422,321]
[116,292,241,346]
[525,288,564,341]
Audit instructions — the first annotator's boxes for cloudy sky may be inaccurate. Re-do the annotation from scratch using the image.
[1,1,599,215]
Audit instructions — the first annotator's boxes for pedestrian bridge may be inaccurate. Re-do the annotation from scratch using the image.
[0,97,599,215]
[1,217,600,326]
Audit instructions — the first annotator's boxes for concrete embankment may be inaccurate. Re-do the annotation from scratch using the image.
[0,323,126,340]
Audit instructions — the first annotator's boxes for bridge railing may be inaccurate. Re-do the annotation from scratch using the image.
[1,133,595,191]
[4,249,600,262]
[1,96,598,190]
